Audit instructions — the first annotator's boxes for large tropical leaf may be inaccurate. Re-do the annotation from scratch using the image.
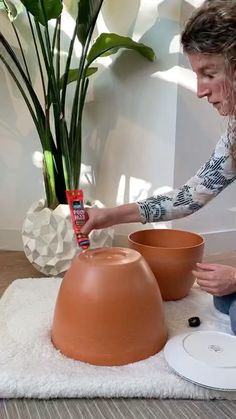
[0,0,19,21]
[60,66,98,89]
[87,33,156,64]
[20,0,63,25]
[77,0,103,45]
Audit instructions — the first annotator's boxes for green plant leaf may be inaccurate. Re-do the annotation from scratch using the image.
[60,66,98,89]
[0,0,18,21]
[77,0,104,45]
[43,149,58,209]
[87,33,156,64]
[20,0,63,25]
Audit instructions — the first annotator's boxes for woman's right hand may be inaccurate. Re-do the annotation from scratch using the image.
[81,207,114,236]
[80,203,144,235]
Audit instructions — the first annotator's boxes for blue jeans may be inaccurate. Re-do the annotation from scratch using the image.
[213,293,236,334]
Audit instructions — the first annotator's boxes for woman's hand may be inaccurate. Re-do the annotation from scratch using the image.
[192,263,236,296]
[80,207,114,235]
[80,203,143,235]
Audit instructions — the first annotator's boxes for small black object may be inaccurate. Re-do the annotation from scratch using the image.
[188,316,201,327]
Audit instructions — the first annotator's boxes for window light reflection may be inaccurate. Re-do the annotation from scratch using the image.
[129,176,151,202]
[116,174,126,205]
[152,66,197,93]
[32,151,43,168]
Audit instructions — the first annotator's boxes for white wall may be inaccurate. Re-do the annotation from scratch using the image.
[0,0,235,254]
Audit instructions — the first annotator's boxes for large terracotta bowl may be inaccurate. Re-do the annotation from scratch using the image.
[128,229,204,301]
[51,247,167,366]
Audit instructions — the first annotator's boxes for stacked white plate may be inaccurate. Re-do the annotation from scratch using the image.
[164,331,236,390]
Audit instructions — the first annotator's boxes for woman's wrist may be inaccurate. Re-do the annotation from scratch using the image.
[109,203,145,225]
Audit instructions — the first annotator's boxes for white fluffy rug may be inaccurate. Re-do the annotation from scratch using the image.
[0,277,236,400]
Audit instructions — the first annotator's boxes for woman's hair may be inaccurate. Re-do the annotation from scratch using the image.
[181,0,236,65]
[181,0,236,146]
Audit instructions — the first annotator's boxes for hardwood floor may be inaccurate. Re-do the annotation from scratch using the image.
[204,250,236,267]
[0,251,45,297]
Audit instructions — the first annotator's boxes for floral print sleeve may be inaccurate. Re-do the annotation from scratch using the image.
[137,131,236,223]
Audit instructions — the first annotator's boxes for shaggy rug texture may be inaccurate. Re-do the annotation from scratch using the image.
[0,277,235,399]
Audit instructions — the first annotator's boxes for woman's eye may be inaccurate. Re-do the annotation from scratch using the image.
[205,74,214,79]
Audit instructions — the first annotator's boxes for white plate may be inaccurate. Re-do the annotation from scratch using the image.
[164,331,236,391]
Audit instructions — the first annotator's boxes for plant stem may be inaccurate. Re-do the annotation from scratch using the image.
[11,23,32,84]
[56,17,61,90]
[60,117,71,190]
[27,12,46,101]
[61,18,78,116]
[34,11,60,161]
[74,80,89,188]
[39,1,60,106]
[70,1,104,188]
[38,1,68,204]
[51,18,59,57]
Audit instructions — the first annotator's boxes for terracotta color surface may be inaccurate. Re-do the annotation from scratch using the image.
[51,247,167,366]
[128,229,204,301]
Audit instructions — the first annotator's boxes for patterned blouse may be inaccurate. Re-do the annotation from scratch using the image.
[137,130,236,223]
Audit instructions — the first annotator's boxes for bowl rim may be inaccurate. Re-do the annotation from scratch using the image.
[128,228,205,250]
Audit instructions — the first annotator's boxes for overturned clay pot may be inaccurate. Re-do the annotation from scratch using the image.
[128,229,204,301]
[51,247,167,366]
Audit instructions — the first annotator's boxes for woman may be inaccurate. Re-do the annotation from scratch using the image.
[81,1,236,333]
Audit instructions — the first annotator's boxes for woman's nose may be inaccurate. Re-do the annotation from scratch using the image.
[197,80,210,98]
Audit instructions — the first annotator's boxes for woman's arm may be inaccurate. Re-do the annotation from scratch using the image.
[81,131,236,234]
[137,131,236,222]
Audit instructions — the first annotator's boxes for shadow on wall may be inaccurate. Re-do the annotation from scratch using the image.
[100,0,140,37]
[82,0,197,204]
[0,12,42,100]
[0,11,47,222]
[0,9,50,201]
[0,66,23,189]
[0,64,44,227]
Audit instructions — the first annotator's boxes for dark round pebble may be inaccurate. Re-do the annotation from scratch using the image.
[188,316,201,327]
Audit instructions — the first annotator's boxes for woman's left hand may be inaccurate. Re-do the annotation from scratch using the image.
[192,263,236,296]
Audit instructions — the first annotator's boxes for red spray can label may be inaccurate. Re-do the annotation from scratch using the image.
[66,189,90,250]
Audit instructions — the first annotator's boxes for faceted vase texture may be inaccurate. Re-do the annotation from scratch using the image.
[22,199,114,276]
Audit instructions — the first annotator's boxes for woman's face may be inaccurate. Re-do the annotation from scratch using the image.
[188,52,236,116]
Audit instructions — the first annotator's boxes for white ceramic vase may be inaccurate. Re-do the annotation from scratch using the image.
[22,199,114,276]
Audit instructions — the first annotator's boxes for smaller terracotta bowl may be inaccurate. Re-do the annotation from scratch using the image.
[128,229,204,301]
[51,247,167,366]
